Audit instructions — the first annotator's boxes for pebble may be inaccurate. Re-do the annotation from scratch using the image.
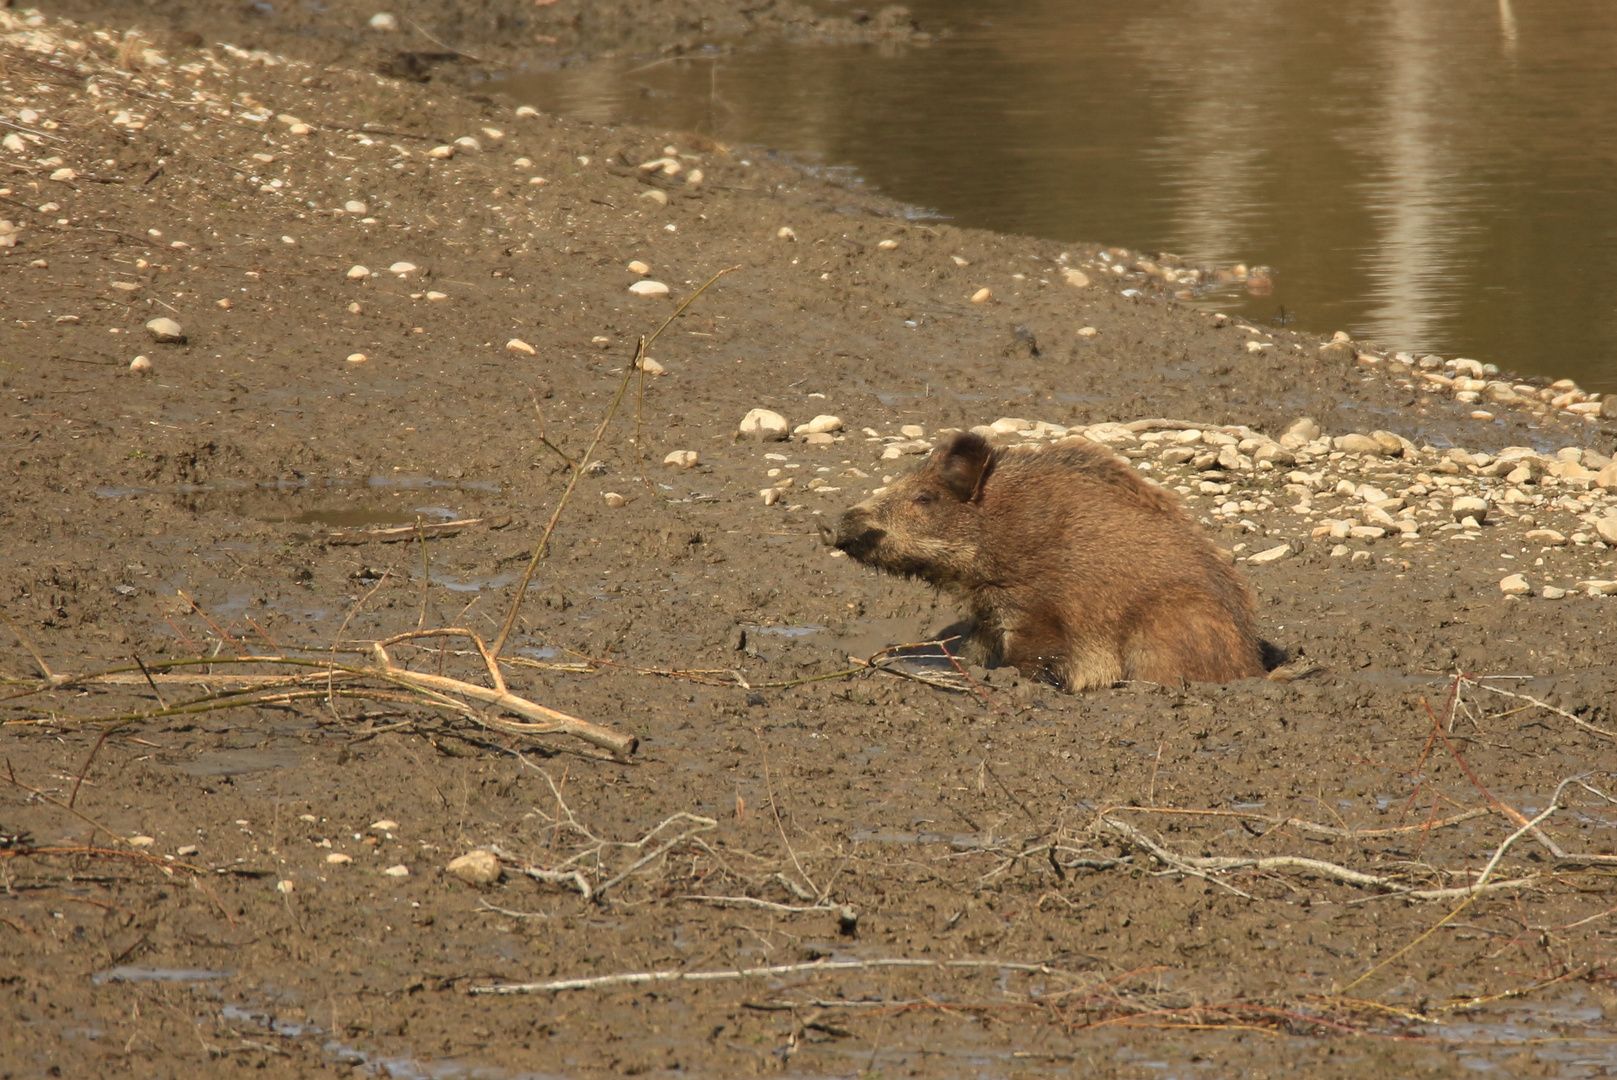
[638,357,665,375]
[144,317,185,343]
[506,338,536,355]
[971,288,992,303]
[346,264,370,279]
[663,450,699,468]
[761,487,782,506]
[1524,529,1567,546]
[1335,434,1385,456]
[326,852,353,864]
[445,850,502,885]
[383,864,410,878]
[425,291,447,301]
[516,105,540,118]
[346,353,367,364]
[1597,517,1617,545]
[1541,586,1568,600]
[1499,573,1533,596]
[603,492,626,507]
[627,260,650,275]
[344,200,368,215]
[738,408,789,442]
[368,12,398,30]
[277,880,295,894]
[1247,543,1291,565]
[128,355,152,373]
[453,136,481,152]
[793,415,843,435]
[1063,268,1090,287]
[1076,326,1098,337]
[899,424,926,438]
[388,262,417,275]
[628,280,670,297]
[804,433,836,446]
[128,835,155,847]
[877,239,899,250]
[777,226,797,241]
[176,844,200,857]
[1451,496,1489,523]
[951,255,970,266]
[428,145,454,159]
[641,190,668,206]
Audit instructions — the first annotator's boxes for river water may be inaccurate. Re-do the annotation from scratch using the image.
[499,0,1617,393]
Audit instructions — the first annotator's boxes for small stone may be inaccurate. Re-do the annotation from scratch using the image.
[383,864,410,878]
[346,353,367,364]
[506,338,536,355]
[389,261,418,275]
[277,880,295,894]
[603,492,626,508]
[370,819,399,831]
[1335,433,1385,456]
[1,133,26,154]
[446,850,502,885]
[49,168,76,182]
[145,317,185,343]
[1247,543,1291,565]
[369,12,398,30]
[326,852,353,864]
[1349,526,1387,540]
[344,200,368,215]
[627,260,650,275]
[428,145,455,159]
[877,239,899,250]
[1596,516,1617,545]
[1063,268,1090,288]
[592,336,612,349]
[761,487,782,506]
[1451,496,1489,523]
[425,291,448,301]
[112,282,141,292]
[1499,574,1532,596]
[515,105,540,118]
[663,450,699,468]
[176,845,200,857]
[628,280,670,297]
[899,425,926,438]
[1524,529,1567,546]
[346,264,370,279]
[971,287,991,303]
[128,835,156,847]
[129,355,153,373]
[1595,463,1617,491]
[1541,586,1567,600]
[1076,326,1098,337]
[804,432,835,446]
[637,357,665,375]
[454,136,482,152]
[739,408,790,442]
[1576,579,1617,596]
[793,415,843,435]
[1350,550,1374,566]
[288,123,312,136]
[640,190,668,205]
[777,226,797,240]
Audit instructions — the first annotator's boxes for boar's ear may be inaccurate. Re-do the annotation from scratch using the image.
[932,432,994,502]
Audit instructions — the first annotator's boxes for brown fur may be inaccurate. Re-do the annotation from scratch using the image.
[826,432,1266,690]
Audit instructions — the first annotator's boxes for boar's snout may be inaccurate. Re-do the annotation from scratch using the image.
[817,519,837,546]
[825,508,883,561]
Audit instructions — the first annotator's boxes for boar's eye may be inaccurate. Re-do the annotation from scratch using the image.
[912,492,933,505]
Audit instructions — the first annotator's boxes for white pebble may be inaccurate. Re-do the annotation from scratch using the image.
[1499,574,1533,597]
[628,280,670,297]
[446,850,502,885]
[481,127,504,141]
[663,450,699,468]
[277,880,295,894]
[326,852,353,864]
[950,255,969,266]
[1451,496,1489,523]
[49,168,76,182]
[603,492,627,508]
[1077,326,1098,337]
[369,12,398,30]
[425,291,447,301]
[761,488,782,506]
[877,239,899,250]
[793,415,843,435]
[128,355,153,373]
[627,260,650,275]
[144,317,184,343]
[389,261,417,275]
[428,145,454,159]
[506,338,536,355]
[899,424,925,438]
[454,136,481,152]
[346,264,370,279]
[637,357,665,375]
[739,408,790,442]
[641,189,667,205]
[346,353,368,364]
[128,835,156,847]
[777,226,797,241]
[344,200,368,215]
[1247,544,1291,565]
[971,287,991,303]
[1063,268,1090,288]
[382,864,410,878]
[515,105,540,118]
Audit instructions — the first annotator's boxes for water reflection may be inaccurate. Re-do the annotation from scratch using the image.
[499,0,1617,391]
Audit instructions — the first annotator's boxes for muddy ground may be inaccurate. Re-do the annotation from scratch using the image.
[4,2,1617,1077]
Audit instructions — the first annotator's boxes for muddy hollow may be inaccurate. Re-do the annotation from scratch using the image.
[3,2,1617,1076]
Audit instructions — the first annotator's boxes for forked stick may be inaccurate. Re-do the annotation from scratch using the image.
[371,629,637,759]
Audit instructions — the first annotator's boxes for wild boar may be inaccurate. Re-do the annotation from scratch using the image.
[824,431,1266,689]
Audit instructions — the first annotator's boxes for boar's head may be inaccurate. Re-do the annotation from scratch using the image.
[820,432,996,586]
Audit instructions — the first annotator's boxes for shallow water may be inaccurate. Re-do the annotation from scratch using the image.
[499,0,1617,392]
